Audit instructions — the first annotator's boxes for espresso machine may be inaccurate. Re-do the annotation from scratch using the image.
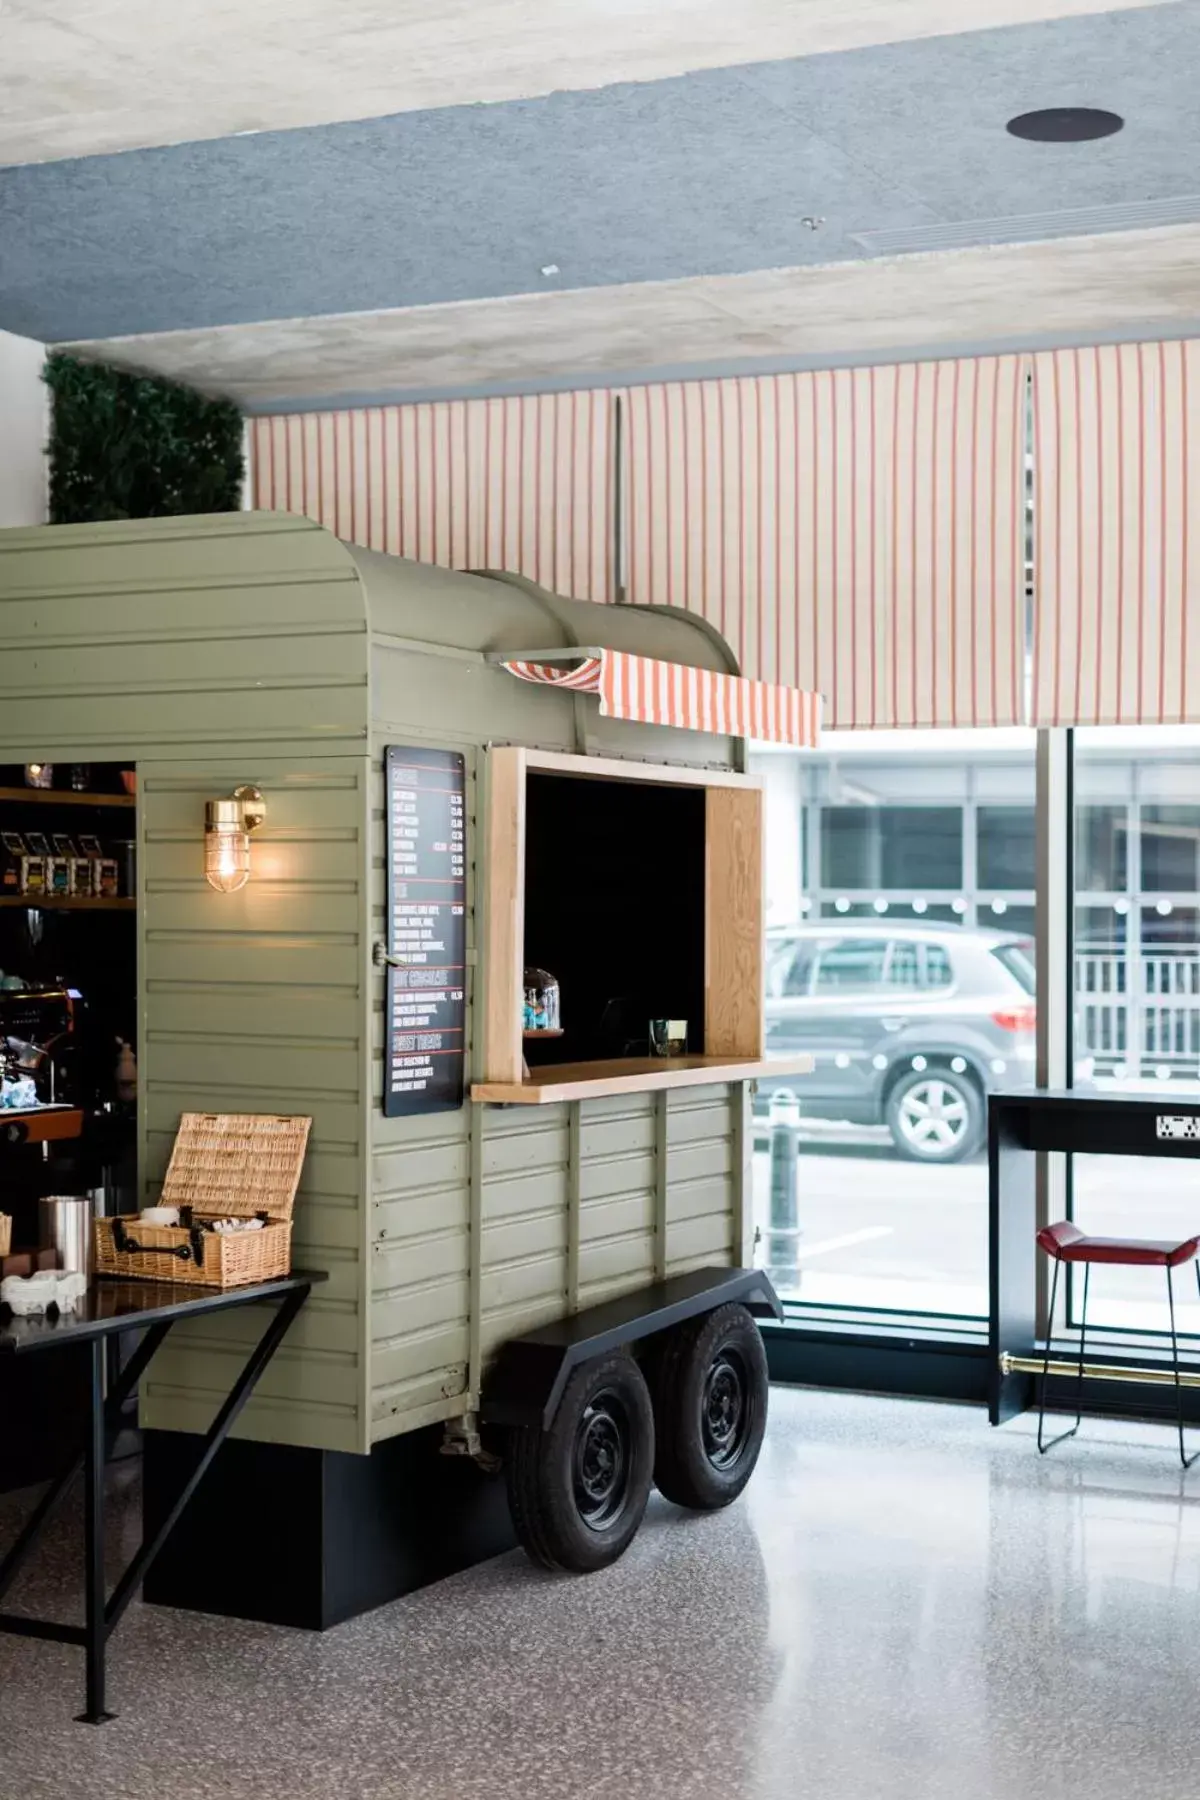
[0,981,80,1107]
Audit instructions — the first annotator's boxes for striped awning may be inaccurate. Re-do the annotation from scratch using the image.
[498,649,821,746]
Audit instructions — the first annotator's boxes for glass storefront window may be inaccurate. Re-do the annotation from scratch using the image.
[753,730,1037,1320]
[1077,805,1127,891]
[1073,728,1200,1333]
[977,805,1036,890]
[820,806,963,890]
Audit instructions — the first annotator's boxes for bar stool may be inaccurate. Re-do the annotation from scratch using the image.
[1036,1221,1200,1466]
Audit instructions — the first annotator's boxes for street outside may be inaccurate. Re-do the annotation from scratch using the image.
[751,1121,1200,1331]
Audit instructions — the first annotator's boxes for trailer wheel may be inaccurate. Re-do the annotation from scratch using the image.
[505,1351,655,1573]
[649,1303,768,1510]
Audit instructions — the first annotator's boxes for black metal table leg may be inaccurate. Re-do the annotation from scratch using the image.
[0,1322,171,1614]
[103,1287,308,1635]
[78,1338,114,1725]
[0,1272,320,1724]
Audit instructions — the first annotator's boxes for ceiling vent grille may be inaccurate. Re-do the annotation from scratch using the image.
[851,194,1200,258]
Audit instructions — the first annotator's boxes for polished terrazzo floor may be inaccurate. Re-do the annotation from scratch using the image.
[2,1387,1199,1800]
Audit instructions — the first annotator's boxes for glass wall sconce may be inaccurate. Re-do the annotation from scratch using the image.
[204,785,266,893]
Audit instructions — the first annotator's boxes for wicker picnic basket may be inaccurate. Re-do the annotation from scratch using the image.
[94,1112,311,1288]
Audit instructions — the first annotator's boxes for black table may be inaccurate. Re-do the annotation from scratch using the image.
[989,1087,1200,1425]
[0,1271,323,1723]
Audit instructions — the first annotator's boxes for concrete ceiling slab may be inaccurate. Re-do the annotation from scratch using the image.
[1,0,1174,166]
[2,5,1197,347]
[61,226,1200,407]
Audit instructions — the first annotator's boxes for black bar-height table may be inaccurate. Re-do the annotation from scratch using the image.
[0,1271,323,1723]
[989,1088,1200,1425]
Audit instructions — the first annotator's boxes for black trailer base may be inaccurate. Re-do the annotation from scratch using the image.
[482,1265,782,1429]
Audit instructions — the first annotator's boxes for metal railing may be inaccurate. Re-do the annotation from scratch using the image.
[1078,951,1200,1075]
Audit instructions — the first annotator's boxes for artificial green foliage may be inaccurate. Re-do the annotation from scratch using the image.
[44,353,244,523]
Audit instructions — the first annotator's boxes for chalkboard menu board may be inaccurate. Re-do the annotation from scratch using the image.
[383,745,467,1116]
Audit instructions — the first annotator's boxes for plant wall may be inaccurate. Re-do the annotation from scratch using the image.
[45,353,243,523]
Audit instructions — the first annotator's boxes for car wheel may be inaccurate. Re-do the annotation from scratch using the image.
[505,1351,655,1573]
[885,1066,983,1164]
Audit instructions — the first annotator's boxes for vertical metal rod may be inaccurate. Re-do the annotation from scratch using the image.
[612,393,627,604]
[1167,1265,1197,1470]
[768,1098,801,1290]
[1074,1263,1090,1437]
[1035,728,1072,1341]
[1037,1255,1061,1453]
[1038,1255,1087,1455]
[77,1339,113,1725]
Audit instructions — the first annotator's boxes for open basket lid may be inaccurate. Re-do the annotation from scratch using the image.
[160,1113,312,1222]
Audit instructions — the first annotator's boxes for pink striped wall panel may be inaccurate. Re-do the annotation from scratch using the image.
[250,390,614,604]
[1032,340,1200,727]
[622,360,1029,728]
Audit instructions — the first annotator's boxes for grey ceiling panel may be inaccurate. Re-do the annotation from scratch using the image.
[0,1,1195,347]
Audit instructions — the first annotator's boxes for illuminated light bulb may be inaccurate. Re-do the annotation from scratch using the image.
[204,787,264,894]
[205,803,250,893]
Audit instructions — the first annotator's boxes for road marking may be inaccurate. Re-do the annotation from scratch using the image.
[794,1226,894,1262]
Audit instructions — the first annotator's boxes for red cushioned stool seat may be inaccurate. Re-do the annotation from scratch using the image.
[1037,1220,1200,1269]
[1035,1219,1200,1467]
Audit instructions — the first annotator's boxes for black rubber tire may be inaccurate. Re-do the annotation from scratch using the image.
[884,1065,984,1164]
[505,1350,655,1573]
[648,1303,768,1511]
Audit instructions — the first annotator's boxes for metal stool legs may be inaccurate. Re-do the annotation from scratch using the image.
[1038,1258,1090,1454]
[1166,1262,1200,1471]
[1038,1254,1200,1466]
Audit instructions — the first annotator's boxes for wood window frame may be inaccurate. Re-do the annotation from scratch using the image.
[473,746,808,1104]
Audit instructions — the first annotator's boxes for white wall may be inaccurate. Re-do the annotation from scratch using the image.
[0,329,47,527]
[754,749,806,927]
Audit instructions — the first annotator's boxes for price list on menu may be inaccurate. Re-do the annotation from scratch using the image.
[383,745,466,1116]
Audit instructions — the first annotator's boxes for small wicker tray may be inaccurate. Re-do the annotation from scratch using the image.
[94,1112,311,1288]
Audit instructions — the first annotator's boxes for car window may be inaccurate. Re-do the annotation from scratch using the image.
[767,942,816,998]
[886,940,921,988]
[922,944,954,989]
[813,939,889,992]
[992,941,1036,994]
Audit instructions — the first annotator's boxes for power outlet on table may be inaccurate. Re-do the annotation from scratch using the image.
[1156,1115,1200,1141]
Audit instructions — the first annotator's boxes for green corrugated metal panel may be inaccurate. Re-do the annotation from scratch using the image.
[663,1088,738,1278]
[0,513,368,763]
[0,513,747,1455]
[138,754,372,1455]
[0,515,374,1457]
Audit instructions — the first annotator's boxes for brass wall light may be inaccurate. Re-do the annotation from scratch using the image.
[204,786,265,893]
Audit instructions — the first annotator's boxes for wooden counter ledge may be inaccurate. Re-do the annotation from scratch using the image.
[472,1053,814,1105]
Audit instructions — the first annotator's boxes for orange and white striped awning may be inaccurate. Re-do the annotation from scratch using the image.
[498,649,821,746]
